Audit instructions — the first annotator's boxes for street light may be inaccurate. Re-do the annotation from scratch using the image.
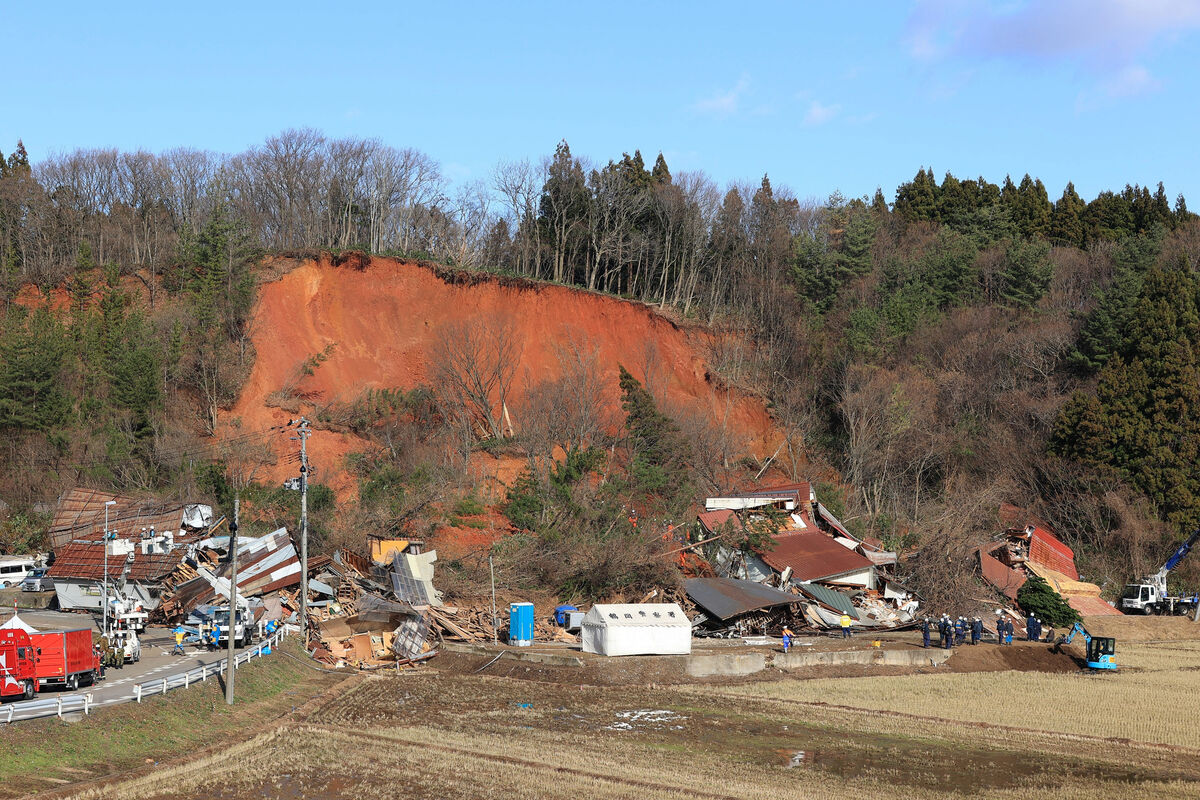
[102,500,116,635]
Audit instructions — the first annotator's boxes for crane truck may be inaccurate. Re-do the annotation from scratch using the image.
[1120,529,1200,615]
[1054,622,1117,670]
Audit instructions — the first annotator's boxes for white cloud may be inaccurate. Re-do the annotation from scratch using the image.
[1076,63,1164,112]
[694,75,750,117]
[907,1,1199,104]
[909,0,1200,65]
[1104,64,1162,97]
[803,100,841,126]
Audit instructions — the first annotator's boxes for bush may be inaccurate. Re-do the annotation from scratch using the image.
[1017,573,1081,628]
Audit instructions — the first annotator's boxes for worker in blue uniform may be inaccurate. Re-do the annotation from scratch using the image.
[920,617,930,648]
[971,617,982,645]
[1026,614,1037,641]
[953,617,965,646]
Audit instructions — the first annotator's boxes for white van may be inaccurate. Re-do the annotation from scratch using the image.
[0,557,38,589]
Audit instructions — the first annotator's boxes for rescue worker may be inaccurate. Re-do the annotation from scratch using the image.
[1004,618,1014,645]
[172,625,186,655]
[839,613,852,639]
[971,617,982,645]
[1026,613,1037,641]
[781,626,794,654]
[920,617,931,648]
[954,616,965,646]
[1033,618,1043,641]
[942,617,952,650]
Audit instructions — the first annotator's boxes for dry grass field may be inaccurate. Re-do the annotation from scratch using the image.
[716,639,1200,747]
[45,635,1200,800]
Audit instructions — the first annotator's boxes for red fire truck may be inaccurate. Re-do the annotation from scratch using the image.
[0,629,38,700]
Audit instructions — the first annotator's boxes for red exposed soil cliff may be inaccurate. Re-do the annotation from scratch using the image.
[224,254,781,497]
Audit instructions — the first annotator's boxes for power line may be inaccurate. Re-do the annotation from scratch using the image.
[0,423,294,474]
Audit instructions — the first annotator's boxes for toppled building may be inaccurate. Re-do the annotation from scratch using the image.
[696,482,917,631]
[685,576,802,636]
[156,527,302,621]
[979,504,1121,616]
[47,489,216,612]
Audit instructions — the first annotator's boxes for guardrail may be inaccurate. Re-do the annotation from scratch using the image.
[2,630,286,724]
[133,630,286,704]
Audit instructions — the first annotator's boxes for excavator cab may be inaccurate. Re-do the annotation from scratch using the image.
[1085,636,1117,670]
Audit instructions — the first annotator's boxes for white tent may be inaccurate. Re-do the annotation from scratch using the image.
[581,603,692,656]
[0,612,38,633]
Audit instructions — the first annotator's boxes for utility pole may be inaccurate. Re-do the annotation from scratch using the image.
[295,418,311,634]
[489,555,498,645]
[225,494,239,705]
[102,500,115,635]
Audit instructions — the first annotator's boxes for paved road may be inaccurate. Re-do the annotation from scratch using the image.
[2,609,269,719]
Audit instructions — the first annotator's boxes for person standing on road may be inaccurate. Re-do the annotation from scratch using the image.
[172,625,186,656]
[921,617,931,648]
[839,614,852,639]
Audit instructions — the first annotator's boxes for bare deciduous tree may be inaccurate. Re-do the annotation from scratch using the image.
[431,316,524,443]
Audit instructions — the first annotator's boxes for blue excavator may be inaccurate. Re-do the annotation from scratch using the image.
[1053,622,1117,670]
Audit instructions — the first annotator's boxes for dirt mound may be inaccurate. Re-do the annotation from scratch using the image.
[225,254,782,497]
[1080,615,1200,641]
[945,642,1081,673]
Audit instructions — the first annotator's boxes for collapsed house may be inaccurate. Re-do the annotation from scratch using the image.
[695,482,918,633]
[156,527,302,623]
[46,488,216,612]
[979,504,1121,616]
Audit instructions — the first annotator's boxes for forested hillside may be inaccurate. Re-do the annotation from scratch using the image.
[2,130,1198,597]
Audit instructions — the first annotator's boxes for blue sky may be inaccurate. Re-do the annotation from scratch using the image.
[3,1,1199,204]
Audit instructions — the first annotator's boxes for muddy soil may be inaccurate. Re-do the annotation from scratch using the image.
[150,671,1199,800]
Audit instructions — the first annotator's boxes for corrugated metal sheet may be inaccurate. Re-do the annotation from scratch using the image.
[979,547,1026,600]
[793,582,858,619]
[46,542,126,580]
[684,577,799,621]
[47,488,207,550]
[697,509,739,535]
[1068,595,1123,616]
[1029,528,1078,579]
[758,531,875,582]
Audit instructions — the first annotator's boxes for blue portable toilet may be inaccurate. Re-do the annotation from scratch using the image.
[509,602,534,647]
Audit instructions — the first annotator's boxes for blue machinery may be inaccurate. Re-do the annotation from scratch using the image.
[1055,621,1117,670]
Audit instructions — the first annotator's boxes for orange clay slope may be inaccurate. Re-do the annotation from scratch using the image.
[223,254,783,498]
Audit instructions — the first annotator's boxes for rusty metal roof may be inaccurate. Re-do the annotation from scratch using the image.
[46,541,126,580]
[758,531,875,583]
[48,540,190,583]
[685,577,799,620]
[47,488,200,550]
[697,509,740,535]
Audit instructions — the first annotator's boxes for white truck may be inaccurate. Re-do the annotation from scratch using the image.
[211,606,251,647]
[1120,529,1200,615]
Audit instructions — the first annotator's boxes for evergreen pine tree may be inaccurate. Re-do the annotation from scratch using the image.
[1049,182,1086,247]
